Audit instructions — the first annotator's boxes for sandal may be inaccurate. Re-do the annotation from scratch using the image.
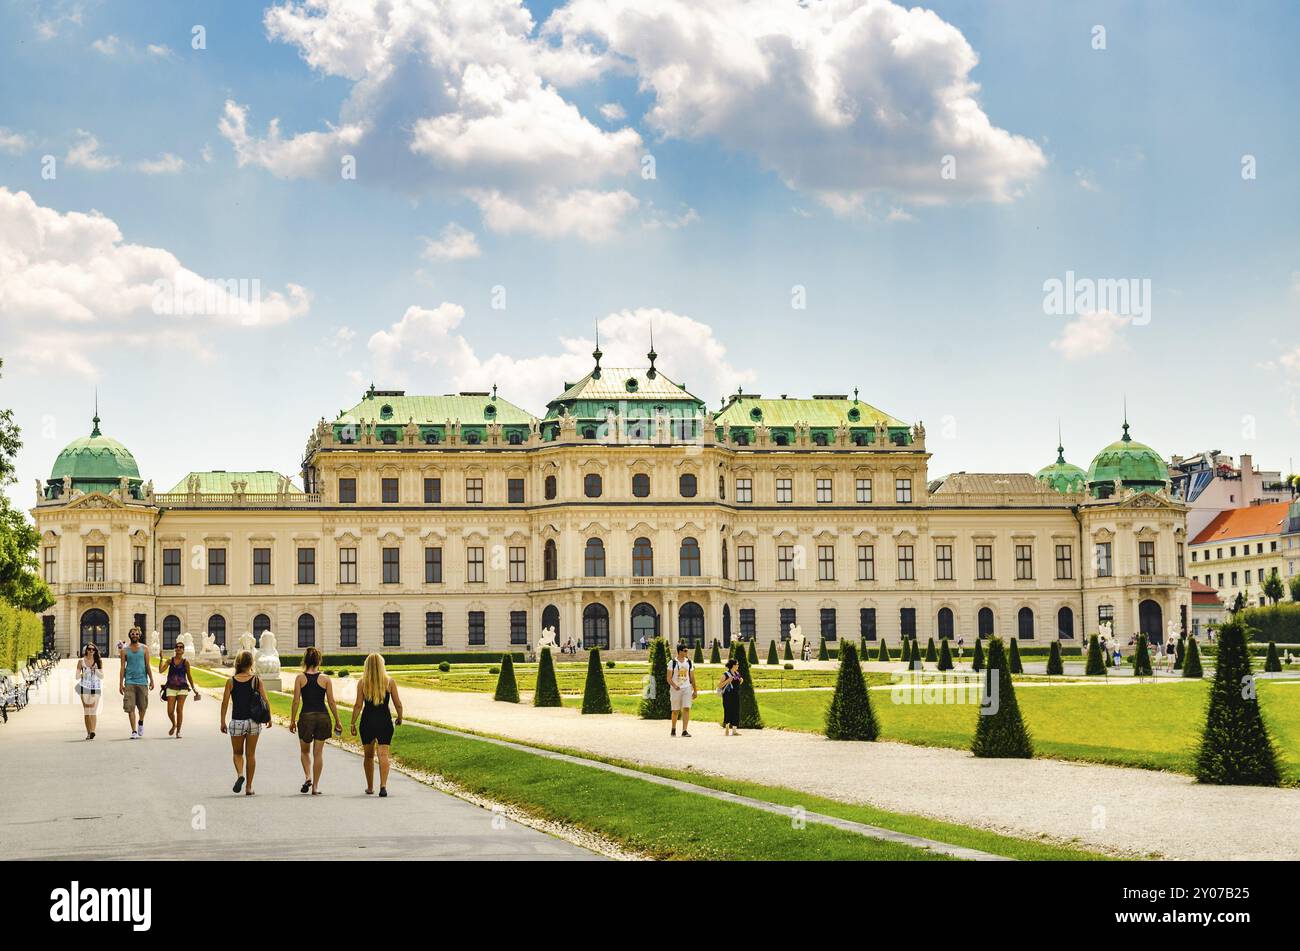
[300,780,312,794]
[233,776,246,794]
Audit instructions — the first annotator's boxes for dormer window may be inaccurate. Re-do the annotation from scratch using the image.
[847,407,861,422]
[813,432,828,446]
[484,403,497,419]
[381,430,397,445]
[424,431,440,445]
[380,404,394,420]
[749,407,763,422]
[583,427,597,439]
[774,432,789,446]
[507,431,522,445]
[734,432,749,446]
[465,431,481,445]
[625,378,639,392]
[853,433,869,446]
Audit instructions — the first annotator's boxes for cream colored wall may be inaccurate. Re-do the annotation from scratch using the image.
[1189,534,1286,607]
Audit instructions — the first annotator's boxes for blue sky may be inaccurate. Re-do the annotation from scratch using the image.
[2,0,1299,504]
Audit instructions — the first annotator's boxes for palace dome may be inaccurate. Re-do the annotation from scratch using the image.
[1086,421,1167,497]
[49,414,140,492]
[1035,443,1087,494]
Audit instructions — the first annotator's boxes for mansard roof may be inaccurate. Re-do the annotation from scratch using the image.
[337,388,538,427]
[715,394,905,429]
[167,471,301,494]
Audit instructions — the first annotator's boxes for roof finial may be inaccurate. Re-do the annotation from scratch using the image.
[646,321,658,379]
[1056,419,1065,464]
[491,383,497,402]
[853,386,859,404]
[92,388,101,437]
[591,322,603,379]
[1122,396,1131,442]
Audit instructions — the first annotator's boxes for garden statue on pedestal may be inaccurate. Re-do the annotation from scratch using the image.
[538,626,558,654]
[178,631,196,656]
[148,630,161,657]
[197,632,222,665]
[788,624,805,661]
[238,631,256,657]
[254,631,283,691]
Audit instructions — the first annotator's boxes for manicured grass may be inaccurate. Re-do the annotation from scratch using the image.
[389,662,859,695]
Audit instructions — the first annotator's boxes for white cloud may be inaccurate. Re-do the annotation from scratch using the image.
[363,303,754,412]
[642,203,699,230]
[218,100,364,180]
[886,207,915,222]
[65,130,118,170]
[599,102,626,122]
[147,43,173,58]
[330,326,357,354]
[471,187,638,241]
[136,153,185,175]
[420,223,481,261]
[1074,169,1101,192]
[1049,311,1131,360]
[0,127,30,155]
[548,0,1046,210]
[91,34,123,56]
[0,187,311,375]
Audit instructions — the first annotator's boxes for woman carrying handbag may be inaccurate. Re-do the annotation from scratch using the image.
[220,650,272,795]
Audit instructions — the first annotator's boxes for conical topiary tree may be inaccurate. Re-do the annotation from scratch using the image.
[1183,637,1203,678]
[925,637,938,663]
[1085,634,1107,676]
[876,638,890,662]
[1264,640,1282,673]
[1008,637,1023,674]
[581,647,612,714]
[784,639,793,661]
[1194,620,1280,786]
[732,639,763,729]
[1174,636,1185,670]
[937,638,954,671]
[533,646,562,707]
[493,652,520,703]
[747,639,758,665]
[911,638,924,670]
[1133,635,1153,676]
[825,641,878,741]
[767,639,779,665]
[971,637,1033,759]
[818,637,829,661]
[710,640,721,664]
[1046,640,1063,676]
[972,637,984,673]
[693,643,704,664]
[639,637,672,719]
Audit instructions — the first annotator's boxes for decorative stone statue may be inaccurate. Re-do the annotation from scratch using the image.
[788,624,805,660]
[149,630,161,657]
[238,631,256,657]
[198,632,222,664]
[254,631,283,691]
[35,478,43,504]
[537,627,558,653]
[178,631,196,656]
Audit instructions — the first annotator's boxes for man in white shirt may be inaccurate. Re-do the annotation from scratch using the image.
[669,642,697,737]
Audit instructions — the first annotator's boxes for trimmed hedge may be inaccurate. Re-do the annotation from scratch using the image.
[709,640,721,665]
[1264,641,1282,673]
[971,637,1033,759]
[639,638,672,720]
[278,651,525,668]
[493,653,519,703]
[1195,620,1280,786]
[747,640,758,665]
[533,647,562,707]
[693,644,704,664]
[817,638,829,661]
[581,648,612,714]
[732,640,763,729]
[972,637,984,673]
[0,603,43,672]
[783,639,793,661]
[924,637,938,663]
[1008,638,1023,675]
[937,638,953,672]
[1174,637,1185,670]
[1183,638,1203,678]
[1046,640,1063,676]
[1133,635,1153,677]
[876,638,891,662]
[767,640,779,665]
[1085,634,1107,676]
[825,641,877,741]
[1236,603,1300,643]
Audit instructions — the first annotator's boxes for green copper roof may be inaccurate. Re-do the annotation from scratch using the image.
[338,388,537,427]
[167,471,301,494]
[49,414,140,484]
[1035,444,1087,494]
[715,394,905,430]
[545,366,704,420]
[1087,421,1168,492]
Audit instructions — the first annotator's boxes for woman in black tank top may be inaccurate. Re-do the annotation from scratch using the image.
[220,650,271,795]
[291,647,340,795]
[349,653,404,796]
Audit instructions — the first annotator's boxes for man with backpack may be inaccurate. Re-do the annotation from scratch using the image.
[668,642,697,737]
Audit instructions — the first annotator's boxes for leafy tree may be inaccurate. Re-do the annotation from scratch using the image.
[1085,634,1107,676]
[972,637,985,673]
[1133,635,1153,676]
[876,638,890,662]
[937,638,953,671]
[817,637,829,661]
[1290,575,1300,603]
[1264,640,1282,673]
[581,648,613,713]
[1262,569,1285,605]
[493,653,519,703]
[1194,620,1280,785]
[0,360,53,614]
[1046,640,1063,675]
[1183,637,1203,678]
[1008,638,1023,674]
[732,640,763,729]
[639,638,672,719]
[709,640,721,664]
[532,647,562,707]
[825,641,878,740]
[747,639,758,664]
[971,637,1033,759]
[767,639,778,665]
[924,637,937,663]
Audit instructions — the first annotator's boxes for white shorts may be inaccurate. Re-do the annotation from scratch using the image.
[670,688,693,711]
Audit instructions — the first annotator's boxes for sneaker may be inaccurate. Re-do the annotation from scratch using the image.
[129,731,139,739]
[137,722,144,736]
[681,731,691,737]
[670,729,676,736]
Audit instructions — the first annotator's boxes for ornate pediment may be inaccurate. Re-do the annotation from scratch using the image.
[63,492,127,511]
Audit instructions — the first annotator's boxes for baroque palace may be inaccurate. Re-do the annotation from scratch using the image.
[32,342,1191,656]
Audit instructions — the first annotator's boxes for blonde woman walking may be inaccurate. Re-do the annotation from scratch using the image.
[220,651,271,795]
[350,653,403,797]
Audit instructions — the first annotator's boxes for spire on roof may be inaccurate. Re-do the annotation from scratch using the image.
[853,387,859,404]
[1121,397,1130,442]
[592,323,603,379]
[646,322,658,379]
[491,383,497,402]
[1056,420,1066,463]
[91,388,101,437]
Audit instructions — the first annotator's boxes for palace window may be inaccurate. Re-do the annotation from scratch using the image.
[978,607,995,637]
[467,547,485,583]
[737,545,755,581]
[820,608,837,640]
[632,473,650,498]
[938,607,954,639]
[736,478,752,503]
[860,608,877,641]
[856,478,872,503]
[680,537,701,576]
[160,547,178,586]
[1139,541,1156,576]
[857,545,875,581]
[584,474,603,498]
[935,544,953,581]
[721,540,729,580]
[208,548,227,586]
[298,614,316,649]
[1095,542,1113,578]
[508,478,525,504]
[680,474,698,498]
[383,612,400,647]
[816,478,833,503]
[740,609,757,641]
[780,608,796,640]
[1055,544,1073,580]
[975,544,993,580]
[252,548,271,585]
[545,475,557,500]
[777,545,796,581]
[776,478,793,503]
[425,546,443,584]
[465,478,484,504]
[585,538,606,577]
[1098,604,1114,628]
[340,613,358,649]
[818,545,835,581]
[44,546,57,584]
[338,478,356,504]
[509,547,527,583]
[900,608,916,639]
[163,615,181,650]
[510,611,528,645]
[297,548,316,585]
[897,545,915,581]
[895,478,913,503]
[381,478,399,503]
[425,612,443,647]
[1015,544,1034,580]
[382,547,400,584]
[633,537,654,577]
[718,475,726,500]
[468,611,486,646]
[132,546,145,584]
[1177,543,1185,576]
[339,547,357,584]
[544,540,558,581]
[1018,607,1035,640]
[424,478,441,504]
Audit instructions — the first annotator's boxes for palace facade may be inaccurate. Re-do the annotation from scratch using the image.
[32,344,1192,656]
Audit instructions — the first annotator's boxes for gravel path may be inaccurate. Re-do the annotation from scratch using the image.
[382,685,1300,860]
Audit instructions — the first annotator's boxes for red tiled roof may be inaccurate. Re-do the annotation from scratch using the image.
[1190,501,1291,545]
[1189,579,1216,592]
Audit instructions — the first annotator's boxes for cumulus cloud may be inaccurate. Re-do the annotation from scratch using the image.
[65,130,118,170]
[1049,311,1131,360]
[470,187,638,241]
[598,102,626,122]
[420,223,481,261]
[90,34,123,56]
[0,128,30,155]
[548,0,1046,210]
[136,153,185,175]
[361,304,754,412]
[0,187,311,376]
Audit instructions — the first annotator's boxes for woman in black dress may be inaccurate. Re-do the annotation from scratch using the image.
[350,653,403,796]
[718,658,743,736]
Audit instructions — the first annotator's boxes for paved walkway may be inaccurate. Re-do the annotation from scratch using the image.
[0,661,597,861]
[378,684,1300,861]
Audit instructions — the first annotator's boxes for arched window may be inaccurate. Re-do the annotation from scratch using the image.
[734,431,749,446]
[1018,607,1035,640]
[813,432,828,446]
[977,607,994,638]
[1057,606,1074,639]
[541,604,560,640]
[424,431,440,445]
[678,602,705,648]
[774,432,789,446]
[584,473,602,498]
[584,538,606,577]
[632,537,654,577]
[381,429,397,445]
[507,431,522,445]
[582,603,610,649]
[298,613,316,648]
[544,539,558,581]
[632,473,650,498]
[679,473,697,498]
[163,615,181,649]
[582,427,597,440]
[631,602,658,644]
[208,614,227,648]
[680,537,701,576]
[721,540,729,580]
[937,607,954,639]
